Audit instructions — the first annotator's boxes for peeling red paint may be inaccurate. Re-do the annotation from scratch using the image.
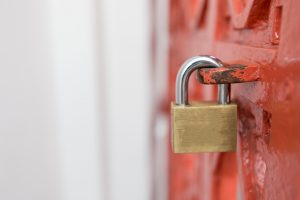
[167,0,300,200]
[197,63,260,84]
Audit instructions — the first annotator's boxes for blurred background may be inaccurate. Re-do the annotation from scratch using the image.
[0,0,168,200]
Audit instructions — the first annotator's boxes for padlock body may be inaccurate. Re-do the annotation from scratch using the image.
[171,102,237,153]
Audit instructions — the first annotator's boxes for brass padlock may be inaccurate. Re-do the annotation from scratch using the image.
[171,55,237,153]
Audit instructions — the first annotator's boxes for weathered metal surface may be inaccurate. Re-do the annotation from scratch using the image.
[167,0,300,199]
[197,63,260,84]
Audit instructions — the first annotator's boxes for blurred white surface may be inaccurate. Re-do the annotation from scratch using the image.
[152,0,169,199]
[49,0,103,199]
[0,1,61,199]
[0,0,153,199]
[100,0,152,200]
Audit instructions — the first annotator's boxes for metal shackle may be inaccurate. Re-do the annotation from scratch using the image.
[175,55,230,105]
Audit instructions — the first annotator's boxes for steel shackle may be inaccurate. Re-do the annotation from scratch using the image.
[175,55,230,105]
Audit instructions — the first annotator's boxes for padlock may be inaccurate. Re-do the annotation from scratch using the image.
[171,55,237,153]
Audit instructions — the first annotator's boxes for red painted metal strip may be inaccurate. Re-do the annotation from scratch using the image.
[197,62,260,84]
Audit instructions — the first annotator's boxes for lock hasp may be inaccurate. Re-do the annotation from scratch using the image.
[171,102,237,153]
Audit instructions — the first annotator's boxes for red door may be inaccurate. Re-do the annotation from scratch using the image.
[167,0,300,199]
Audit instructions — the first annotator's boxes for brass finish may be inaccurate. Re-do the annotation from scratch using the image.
[171,102,237,153]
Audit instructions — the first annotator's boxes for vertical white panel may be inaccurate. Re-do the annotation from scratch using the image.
[0,1,61,200]
[100,0,152,199]
[152,0,169,199]
[48,0,104,200]
[0,0,152,199]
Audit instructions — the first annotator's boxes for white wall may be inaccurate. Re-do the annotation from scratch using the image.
[0,1,61,199]
[48,0,104,199]
[100,0,152,199]
[0,0,153,200]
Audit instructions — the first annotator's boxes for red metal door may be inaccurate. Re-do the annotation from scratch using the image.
[167,0,300,199]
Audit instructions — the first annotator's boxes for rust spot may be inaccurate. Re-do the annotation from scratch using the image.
[211,65,245,83]
[197,62,260,84]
